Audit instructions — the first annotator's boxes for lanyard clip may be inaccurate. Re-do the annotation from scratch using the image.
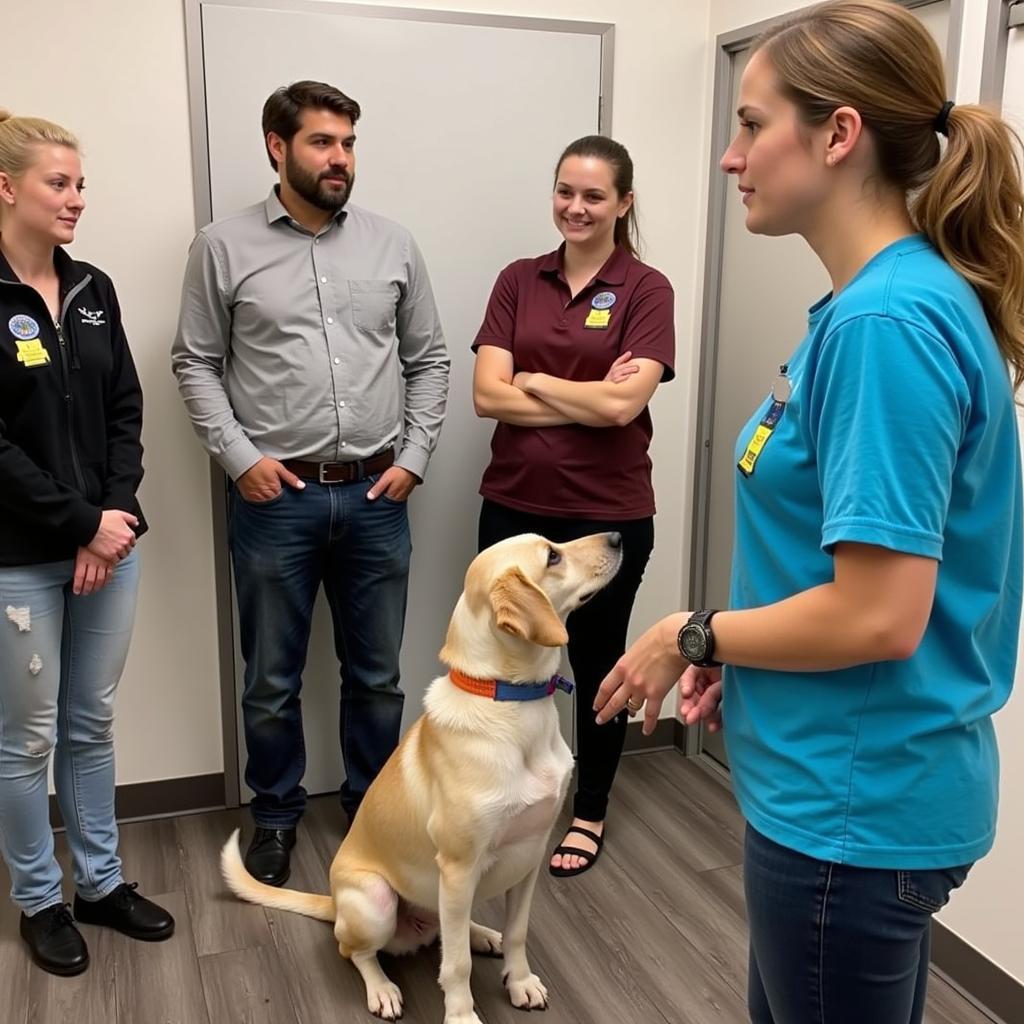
[772,364,791,403]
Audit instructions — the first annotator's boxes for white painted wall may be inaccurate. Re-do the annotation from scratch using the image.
[5,0,223,785]
[4,0,708,790]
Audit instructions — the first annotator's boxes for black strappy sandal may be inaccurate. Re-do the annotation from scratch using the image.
[548,825,604,877]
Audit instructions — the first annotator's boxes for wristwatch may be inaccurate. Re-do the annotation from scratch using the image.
[677,610,722,667]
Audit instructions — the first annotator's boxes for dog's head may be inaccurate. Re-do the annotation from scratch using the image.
[440,533,622,677]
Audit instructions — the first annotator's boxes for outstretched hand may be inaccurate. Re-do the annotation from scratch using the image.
[593,613,688,735]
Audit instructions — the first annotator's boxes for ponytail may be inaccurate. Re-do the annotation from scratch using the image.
[913,106,1024,391]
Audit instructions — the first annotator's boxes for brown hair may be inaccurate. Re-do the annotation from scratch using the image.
[261,81,361,171]
[555,135,642,259]
[0,110,79,179]
[755,0,1024,390]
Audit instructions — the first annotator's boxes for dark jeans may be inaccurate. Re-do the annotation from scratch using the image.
[478,499,654,821]
[229,475,411,827]
[744,825,972,1024]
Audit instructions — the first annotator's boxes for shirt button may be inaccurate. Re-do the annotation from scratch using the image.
[314,238,320,245]
[321,276,327,283]
[327,317,334,324]
[338,401,345,408]
[340,441,347,447]
[334,357,341,364]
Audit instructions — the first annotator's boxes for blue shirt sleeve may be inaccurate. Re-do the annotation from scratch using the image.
[808,313,970,560]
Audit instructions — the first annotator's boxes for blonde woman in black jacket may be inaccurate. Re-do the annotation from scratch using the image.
[0,111,172,976]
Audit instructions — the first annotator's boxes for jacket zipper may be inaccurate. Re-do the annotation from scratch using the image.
[53,319,87,493]
[54,275,92,494]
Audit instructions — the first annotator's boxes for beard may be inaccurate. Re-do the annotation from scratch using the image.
[284,149,354,212]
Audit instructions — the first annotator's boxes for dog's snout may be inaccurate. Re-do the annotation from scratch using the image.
[607,532,622,550]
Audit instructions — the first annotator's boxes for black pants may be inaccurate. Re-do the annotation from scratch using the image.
[478,499,654,821]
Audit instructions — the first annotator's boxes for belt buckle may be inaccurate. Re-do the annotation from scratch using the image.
[318,462,331,484]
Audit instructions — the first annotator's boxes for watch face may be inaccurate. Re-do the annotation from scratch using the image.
[680,623,707,661]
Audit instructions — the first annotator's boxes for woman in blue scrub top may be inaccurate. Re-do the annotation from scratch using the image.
[594,2,1024,1022]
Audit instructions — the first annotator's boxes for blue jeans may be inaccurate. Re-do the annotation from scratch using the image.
[228,476,410,828]
[744,825,971,1024]
[0,550,139,915]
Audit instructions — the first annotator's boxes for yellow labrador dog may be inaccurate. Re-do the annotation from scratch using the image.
[221,532,622,1023]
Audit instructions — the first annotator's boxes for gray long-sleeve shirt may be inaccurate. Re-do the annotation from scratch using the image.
[172,189,449,481]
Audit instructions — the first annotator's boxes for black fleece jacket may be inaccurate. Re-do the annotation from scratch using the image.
[0,246,146,566]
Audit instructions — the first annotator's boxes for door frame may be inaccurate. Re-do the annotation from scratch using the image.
[980,0,1023,104]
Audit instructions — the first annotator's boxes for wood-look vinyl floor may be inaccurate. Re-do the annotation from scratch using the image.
[0,750,994,1024]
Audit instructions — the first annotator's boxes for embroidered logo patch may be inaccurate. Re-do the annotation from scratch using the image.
[78,307,106,326]
[8,314,40,340]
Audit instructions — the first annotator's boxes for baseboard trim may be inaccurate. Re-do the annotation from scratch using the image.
[931,920,1021,1024]
[49,772,225,828]
[45,723,676,825]
[622,717,677,753]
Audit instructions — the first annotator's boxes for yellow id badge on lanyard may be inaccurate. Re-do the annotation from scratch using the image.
[737,399,785,477]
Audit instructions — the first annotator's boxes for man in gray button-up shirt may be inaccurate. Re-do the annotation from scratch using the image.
[172,81,449,885]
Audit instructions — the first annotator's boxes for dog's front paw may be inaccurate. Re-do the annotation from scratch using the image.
[444,1014,485,1024]
[469,924,503,957]
[503,970,549,1010]
[367,980,404,1020]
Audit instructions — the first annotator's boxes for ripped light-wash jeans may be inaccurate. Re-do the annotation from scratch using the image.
[0,550,139,915]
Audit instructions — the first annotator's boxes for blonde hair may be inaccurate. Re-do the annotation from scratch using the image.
[755,0,1024,391]
[0,109,79,179]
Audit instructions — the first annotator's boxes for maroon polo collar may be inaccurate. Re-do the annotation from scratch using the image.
[537,243,631,287]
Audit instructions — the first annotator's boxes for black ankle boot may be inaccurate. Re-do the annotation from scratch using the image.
[74,883,175,941]
[20,903,89,976]
[244,827,297,886]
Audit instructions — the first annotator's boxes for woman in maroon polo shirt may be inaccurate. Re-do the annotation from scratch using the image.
[472,135,676,877]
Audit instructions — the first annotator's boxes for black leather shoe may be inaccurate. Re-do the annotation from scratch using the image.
[244,827,296,886]
[74,883,175,941]
[20,903,89,976]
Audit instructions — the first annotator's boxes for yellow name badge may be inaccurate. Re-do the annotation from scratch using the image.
[15,340,51,368]
[737,399,785,477]
[584,309,611,329]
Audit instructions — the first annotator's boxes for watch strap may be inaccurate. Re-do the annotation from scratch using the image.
[678,609,722,667]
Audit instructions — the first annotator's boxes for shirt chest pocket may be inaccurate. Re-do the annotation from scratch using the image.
[349,280,398,332]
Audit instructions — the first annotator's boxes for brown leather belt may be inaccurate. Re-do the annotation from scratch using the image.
[282,448,394,484]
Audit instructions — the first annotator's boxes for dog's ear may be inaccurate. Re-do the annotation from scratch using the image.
[489,567,568,647]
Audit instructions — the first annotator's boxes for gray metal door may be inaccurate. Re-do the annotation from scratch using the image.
[186,0,610,801]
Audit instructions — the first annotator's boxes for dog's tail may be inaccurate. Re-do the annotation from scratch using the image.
[220,828,335,922]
